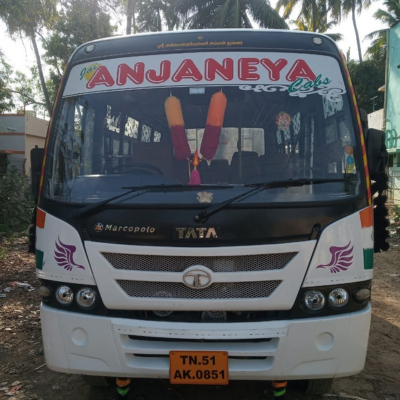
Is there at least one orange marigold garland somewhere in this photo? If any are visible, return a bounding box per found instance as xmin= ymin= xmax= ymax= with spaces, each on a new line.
xmin=200 ymin=91 xmax=227 ymax=160
xmin=164 ymin=96 xmax=191 ymax=161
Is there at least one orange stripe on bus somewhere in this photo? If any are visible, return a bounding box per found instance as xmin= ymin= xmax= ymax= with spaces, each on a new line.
xmin=36 ymin=208 xmax=46 ymax=228
xmin=360 ymin=206 xmax=373 ymax=228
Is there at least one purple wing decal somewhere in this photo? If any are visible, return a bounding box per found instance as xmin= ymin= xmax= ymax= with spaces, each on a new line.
xmin=316 ymin=242 xmax=353 ymax=274
xmin=54 ymin=237 xmax=85 ymax=271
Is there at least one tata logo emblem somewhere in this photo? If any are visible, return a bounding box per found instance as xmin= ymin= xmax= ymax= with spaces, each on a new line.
xmin=175 ymin=227 xmax=218 ymax=239
xmin=182 ymin=266 xmax=212 ymax=289
xmin=94 ymin=223 xmax=103 ymax=232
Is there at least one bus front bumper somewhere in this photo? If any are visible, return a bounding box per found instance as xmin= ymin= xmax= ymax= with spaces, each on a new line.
xmin=41 ymin=303 xmax=371 ymax=380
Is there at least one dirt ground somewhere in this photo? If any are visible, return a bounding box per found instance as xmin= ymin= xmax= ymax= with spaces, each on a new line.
xmin=0 ymin=237 xmax=399 ymax=400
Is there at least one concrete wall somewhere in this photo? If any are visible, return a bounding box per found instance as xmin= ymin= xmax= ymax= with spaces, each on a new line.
xmin=0 ymin=113 xmax=48 ymax=174
xmin=368 ymin=109 xmax=385 ymax=131
xmin=0 ymin=114 xmax=25 ymax=133
xmin=25 ymin=114 xmax=48 ymax=139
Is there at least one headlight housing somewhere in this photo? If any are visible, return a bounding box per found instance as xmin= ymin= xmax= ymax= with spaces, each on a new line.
xmin=76 ymin=288 xmax=97 ymax=309
xmin=304 ymin=290 xmax=326 ymax=311
xmin=294 ymin=280 xmax=371 ymax=317
xmin=55 ymin=285 xmax=74 ymax=306
xmin=328 ymin=288 xmax=349 ymax=307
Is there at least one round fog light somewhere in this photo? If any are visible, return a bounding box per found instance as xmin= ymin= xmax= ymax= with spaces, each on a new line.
xmin=76 ymin=288 xmax=96 ymax=308
xmin=354 ymin=288 xmax=371 ymax=301
xmin=329 ymin=288 xmax=349 ymax=307
xmin=55 ymin=286 xmax=73 ymax=305
xmin=304 ymin=290 xmax=325 ymax=311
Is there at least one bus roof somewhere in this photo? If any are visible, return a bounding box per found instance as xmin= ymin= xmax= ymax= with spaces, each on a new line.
xmin=69 ymin=29 xmax=340 ymax=66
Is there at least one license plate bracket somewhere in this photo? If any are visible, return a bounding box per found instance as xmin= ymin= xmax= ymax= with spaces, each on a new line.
xmin=169 ymin=351 xmax=229 ymax=385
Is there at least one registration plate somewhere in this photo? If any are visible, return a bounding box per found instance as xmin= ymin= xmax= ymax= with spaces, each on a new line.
xmin=169 ymin=351 xmax=229 ymax=385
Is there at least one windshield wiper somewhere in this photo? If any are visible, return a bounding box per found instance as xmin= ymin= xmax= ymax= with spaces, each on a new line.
xmin=70 ymin=184 xmax=183 ymax=218
xmin=70 ymin=183 xmax=234 ymax=219
xmin=194 ymin=178 xmax=346 ymax=222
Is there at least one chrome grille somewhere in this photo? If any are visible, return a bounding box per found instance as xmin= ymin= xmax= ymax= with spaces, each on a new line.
xmin=103 ymin=253 xmax=297 ymax=273
xmin=116 ymin=280 xmax=281 ymax=299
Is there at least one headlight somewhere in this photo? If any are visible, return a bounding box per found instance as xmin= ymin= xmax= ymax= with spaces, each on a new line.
xmin=304 ymin=290 xmax=325 ymax=311
xmin=329 ymin=288 xmax=349 ymax=307
xmin=55 ymin=286 xmax=73 ymax=305
xmin=76 ymin=288 xmax=97 ymax=308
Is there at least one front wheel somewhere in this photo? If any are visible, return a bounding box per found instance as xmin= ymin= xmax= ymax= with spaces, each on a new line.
xmin=305 ymin=378 xmax=334 ymax=395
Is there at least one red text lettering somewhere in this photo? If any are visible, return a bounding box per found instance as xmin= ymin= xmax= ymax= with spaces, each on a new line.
xmin=238 ymin=58 xmax=260 ymax=81
xmin=286 ymin=59 xmax=316 ymax=82
xmin=205 ymin=58 xmax=234 ymax=81
xmin=146 ymin=60 xmax=171 ymax=84
xmin=86 ymin=66 xmax=115 ymax=89
xmin=116 ymin=63 xmax=145 ymax=85
xmin=260 ymin=58 xmax=288 ymax=81
xmin=172 ymin=59 xmax=203 ymax=82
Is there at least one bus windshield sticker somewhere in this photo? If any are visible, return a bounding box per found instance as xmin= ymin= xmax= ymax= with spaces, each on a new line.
xmin=276 ymin=112 xmax=291 ymax=130
xmin=63 ymin=52 xmax=346 ymax=100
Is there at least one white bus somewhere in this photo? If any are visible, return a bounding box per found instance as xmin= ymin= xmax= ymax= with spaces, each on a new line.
xmin=32 ymin=29 xmax=388 ymax=397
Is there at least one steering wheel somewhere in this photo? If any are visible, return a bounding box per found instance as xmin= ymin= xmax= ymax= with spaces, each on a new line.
xmin=111 ymin=162 xmax=164 ymax=176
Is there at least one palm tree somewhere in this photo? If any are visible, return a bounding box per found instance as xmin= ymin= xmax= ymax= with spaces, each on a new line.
xmin=276 ymin=0 xmax=342 ymax=34
xmin=342 ymin=0 xmax=371 ymax=62
xmin=177 ymin=0 xmax=288 ymax=29
xmin=288 ymin=0 xmax=342 ymax=39
xmin=0 ymin=0 xmax=58 ymax=115
xmin=284 ymin=0 xmax=343 ymax=41
xmin=365 ymin=0 xmax=400 ymax=61
xmin=136 ymin=0 xmax=182 ymax=32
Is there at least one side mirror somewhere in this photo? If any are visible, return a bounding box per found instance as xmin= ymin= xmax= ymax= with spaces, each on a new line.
xmin=366 ymin=128 xmax=387 ymax=180
xmin=31 ymin=146 xmax=45 ymax=201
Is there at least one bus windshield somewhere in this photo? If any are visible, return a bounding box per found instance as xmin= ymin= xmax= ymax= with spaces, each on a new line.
xmin=44 ymin=51 xmax=362 ymax=205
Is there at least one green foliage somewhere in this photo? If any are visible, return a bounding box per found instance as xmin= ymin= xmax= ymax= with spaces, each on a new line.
xmin=0 ymin=0 xmax=58 ymax=37
xmin=0 ymin=55 xmax=14 ymax=113
xmin=136 ymin=0 xmax=182 ymax=32
xmin=42 ymin=0 xmax=117 ymax=94
xmin=393 ymin=205 xmax=400 ymax=223
xmin=178 ymin=0 xmax=288 ymax=29
xmin=288 ymin=0 xmax=342 ymax=40
xmin=276 ymin=0 xmax=341 ymax=32
xmin=0 ymin=0 xmax=59 ymax=114
xmin=0 ymin=166 xmax=34 ymax=236
xmin=365 ymin=0 xmax=400 ymax=61
xmin=348 ymin=59 xmax=385 ymax=113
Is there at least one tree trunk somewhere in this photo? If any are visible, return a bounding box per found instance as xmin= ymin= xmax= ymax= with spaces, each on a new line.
xmin=30 ymin=31 xmax=52 ymax=115
xmin=132 ymin=0 xmax=136 ymax=34
xmin=126 ymin=0 xmax=133 ymax=34
xmin=312 ymin=0 xmax=317 ymax=32
xmin=91 ymin=0 xmax=98 ymax=38
xmin=157 ymin=8 xmax=162 ymax=31
xmin=352 ymin=2 xmax=363 ymax=62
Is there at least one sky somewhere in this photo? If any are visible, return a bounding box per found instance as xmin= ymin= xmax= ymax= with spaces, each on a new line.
xmin=0 ymin=0 xmax=388 ymax=108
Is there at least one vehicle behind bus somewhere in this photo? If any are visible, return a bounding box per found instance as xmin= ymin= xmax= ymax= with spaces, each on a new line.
xmin=32 ymin=30 xmax=388 ymax=396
